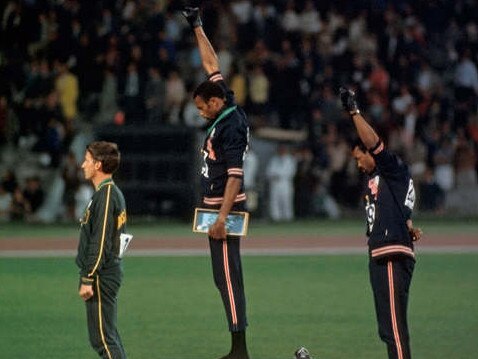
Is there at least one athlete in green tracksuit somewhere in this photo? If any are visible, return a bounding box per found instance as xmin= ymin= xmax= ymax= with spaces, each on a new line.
xmin=76 ymin=141 xmax=128 ymax=359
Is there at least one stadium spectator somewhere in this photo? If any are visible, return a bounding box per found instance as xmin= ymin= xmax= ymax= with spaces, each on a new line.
xmin=281 ymin=0 xmax=299 ymax=35
xmin=10 ymin=187 xmax=30 ymax=221
xmin=1 ymin=169 xmax=18 ymax=194
xmin=266 ymin=144 xmax=297 ymax=221
xmin=0 ymin=183 xmax=12 ymax=222
xmin=294 ymin=146 xmax=315 ymax=218
xmin=22 ymin=176 xmax=45 ymax=215
xmin=418 ymin=167 xmax=445 ymax=212
xmin=433 ymin=133 xmax=455 ymax=192
xmin=144 ymin=66 xmax=166 ymax=123
xmin=299 ymin=0 xmax=321 ymax=35
xmin=62 ymin=151 xmax=81 ymax=221
xmin=120 ymin=62 xmax=145 ymax=123
xmin=454 ymin=131 xmax=478 ymax=188
xmin=243 ymin=148 xmax=259 ymax=213
xmin=454 ymin=47 xmax=478 ymax=106
xmin=217 ymin=39 xmax=233 ymax=80
xmin=247 ymin=64 xmax=270 ymax=117
xmin=230 ymin=0 xmax=254 ymax=51
xmin=54 ymin=60 xmax=79 ymax=131
xmin=1 ymin=0 xmax=478 ymax=218
xmin=229 ymin=62 xmax=247 ymax=107
xmin=182 ymin=86 xmax=204 ymax=128
xmin=96 ymin=66 xmax=119 ymax=124
xmin=0 ymin=96 xmax=17 ymax=146
xmin=164 ymin=69 xmax=186 ymax=125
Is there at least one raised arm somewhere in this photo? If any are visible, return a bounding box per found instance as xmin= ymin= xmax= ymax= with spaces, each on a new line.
xmin=339 ymin=87 xmax=380 ymax=149
xmin=182 ymin=7 xmax=220 ymax=75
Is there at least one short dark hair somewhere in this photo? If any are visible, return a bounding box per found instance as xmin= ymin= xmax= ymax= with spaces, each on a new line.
xmin=351 ymin=139 xmax=368 ymax=153
xmin=86 ymin=141 xmax=120 ymax=174
xmin=193 ymin=80 xmax=225 ymax=102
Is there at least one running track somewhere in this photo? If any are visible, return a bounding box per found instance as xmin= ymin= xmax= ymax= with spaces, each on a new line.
xmin=1 ymin=234 xmax=477 ymax=257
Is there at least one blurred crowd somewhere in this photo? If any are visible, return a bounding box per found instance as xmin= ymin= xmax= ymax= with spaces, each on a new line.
xmin=0 ymin=170 xmax=45 ymax=222
xmin=1 ymin=0 xmax=478 ymax=221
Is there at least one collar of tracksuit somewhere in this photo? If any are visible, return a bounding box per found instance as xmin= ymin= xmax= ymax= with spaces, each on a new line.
xmin=96 ymin=178 xmax=114 ymax=191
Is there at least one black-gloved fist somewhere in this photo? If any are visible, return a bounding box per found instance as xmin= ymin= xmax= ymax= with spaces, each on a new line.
xmin=339 ymin=87 xmax=359 ymax=114
xmin=295 ymin=347 xmax=311 ymax=359
xmin=182 ymin=7 xmax=202 ymax=28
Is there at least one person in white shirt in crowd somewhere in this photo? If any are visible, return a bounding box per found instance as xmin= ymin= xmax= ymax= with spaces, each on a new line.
xmin=182 ymin=90 xmax=204 ymax=128
xmin=454 ymin=47 xmax=478 ymax=99
xmin=266 ymin=143 xmax=297 ymax=221
xmin=433 ymin=131 xmax=455 ymax=192
xmin=0 ymin=183 xmax=12 ymax=222
xmin=281 ymin=0 xmax=300 ymax=34
xmin=243 ymin=148 xmax=259 ymax=213
xmin=165 ymin=69 xmax=186 ymax=125
xmin=299 ymin=0 xmax=321 ymax=34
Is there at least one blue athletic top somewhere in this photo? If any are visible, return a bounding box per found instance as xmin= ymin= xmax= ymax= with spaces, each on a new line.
xmin=200 ymin=72 xmax=249 ymax=208
xmin=364 ymin=141 xmax=416 ymax=260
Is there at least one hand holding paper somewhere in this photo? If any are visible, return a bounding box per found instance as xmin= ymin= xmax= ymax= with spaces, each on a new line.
xmin=119 ymin=233 xmax=133 ymax=258
xmin=192 ymin=208 xmax=249 ymax=237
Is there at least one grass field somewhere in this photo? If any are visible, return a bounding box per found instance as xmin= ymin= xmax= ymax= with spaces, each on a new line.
xmin=1 ymin=253 xmax=477 ymax=358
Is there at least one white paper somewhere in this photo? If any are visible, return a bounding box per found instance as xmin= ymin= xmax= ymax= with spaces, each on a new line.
xmin=119 ymin=233 xmax=133 ymax=258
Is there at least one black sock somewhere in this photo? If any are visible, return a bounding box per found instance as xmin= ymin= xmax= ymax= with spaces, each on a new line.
xmin=219 ymin=331 xmax=250 ymax=359
xmin=229 ymin=330 xmax=249 ymax=359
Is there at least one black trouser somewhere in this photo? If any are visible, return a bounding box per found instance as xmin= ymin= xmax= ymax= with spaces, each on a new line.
xmin=86 ymin=270 xmax=126 ymax=359
xmin=369 ymin=256 xmax=415 ymax=359
xmin=206 ymin=202 xmax=248 ymax=332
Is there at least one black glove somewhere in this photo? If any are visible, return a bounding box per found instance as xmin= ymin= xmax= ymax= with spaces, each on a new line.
xmin=182 ymin=7 xmax=202 ymax=28
xmin=295 ymin=347 xmax=311 ymax=359
xmin=339 ymin=87 xmax=359 ymax=114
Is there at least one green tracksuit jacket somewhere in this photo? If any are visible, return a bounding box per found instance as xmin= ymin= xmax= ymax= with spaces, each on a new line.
xmin=76 ymin=179 xmax=127 ymax=284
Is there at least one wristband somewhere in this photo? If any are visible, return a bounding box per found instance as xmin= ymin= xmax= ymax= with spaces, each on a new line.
xmin=350 ymin=109 xmax=360 ymax=116
xmin=81 ymin=276 xmax=94 ymax=285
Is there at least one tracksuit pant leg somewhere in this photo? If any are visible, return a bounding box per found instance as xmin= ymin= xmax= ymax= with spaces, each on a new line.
xmin=86 ymin=273 xmax=127 ymax=359
xmin=369 ymin=256 xmax=415 ymax=359
xmin=209 ymin=235 xmax=248 ymax=332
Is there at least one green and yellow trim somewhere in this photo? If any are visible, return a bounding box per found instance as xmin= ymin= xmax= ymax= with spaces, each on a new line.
xmin=96 ymin=278 xmax=112 ymax=359
xmin=88 ymin=184 xmax=112 ymax=277
xmin=97 ymin=178 xmax=114 ymax=191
